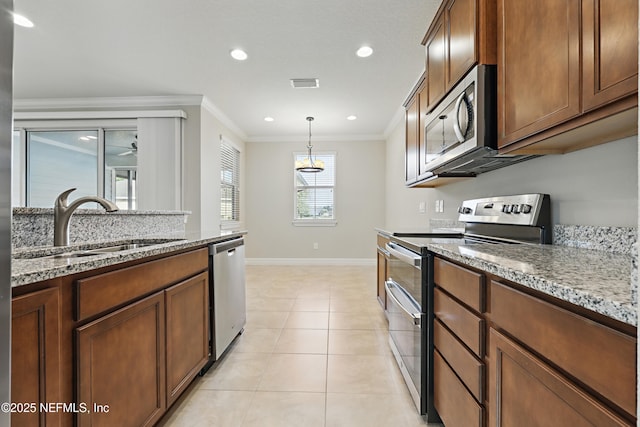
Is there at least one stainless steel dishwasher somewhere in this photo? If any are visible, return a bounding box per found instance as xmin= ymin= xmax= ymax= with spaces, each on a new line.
xmin=208 ymin=237 xmax=246 ymax=362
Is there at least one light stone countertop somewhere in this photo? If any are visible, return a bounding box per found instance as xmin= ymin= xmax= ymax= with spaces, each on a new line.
xmin=414 ymin=240 xmax=636 ymax=326
xmin=11 ymin=230 xmax=245 ymax=288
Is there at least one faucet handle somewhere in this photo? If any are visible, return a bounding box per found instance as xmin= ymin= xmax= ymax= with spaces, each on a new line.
xmin=55 ymin=188 xmax=77 ymax=207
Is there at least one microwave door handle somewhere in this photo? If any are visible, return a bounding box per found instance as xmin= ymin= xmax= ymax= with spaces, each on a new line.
xmin=453 ymin=92 xmax=468 ymax=143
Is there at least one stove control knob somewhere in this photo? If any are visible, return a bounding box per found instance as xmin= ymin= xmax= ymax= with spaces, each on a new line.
xmin=502 ymin=204 xmax=512 ymax=213
xmin=459 ymin=207 xmax=472 ymax=214
xmin=521 ymin=204 xmax=532 ymax=214
xmin=512 ymin=204 xmax=521 ymax=214
xmin=457 ymin=206 xmax=464 ymax=214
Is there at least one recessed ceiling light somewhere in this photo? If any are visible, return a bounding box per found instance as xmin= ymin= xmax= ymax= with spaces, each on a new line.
xmin=356 ymin=46 xmax=373 ymax=58
xmin=13 ymin=13 xmax=34 ymax=28
xmin=347 ymin=115 xmax=357 ymax=121
xmin=230 ymin=49 xmax=248 ymax=61
xmin=264 ymin=117 xmax=274 ymax=122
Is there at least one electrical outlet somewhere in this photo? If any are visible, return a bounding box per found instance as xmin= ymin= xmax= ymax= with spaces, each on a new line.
xmin=434 ymin=200 xmax=440 ymax=212
xmin=439 ymin=199 xmax=444 ymax=212
xmin=419 ymin=202 xmax=426 ymax=213
xmin=313 ymin=242 xmax=319 ymax=250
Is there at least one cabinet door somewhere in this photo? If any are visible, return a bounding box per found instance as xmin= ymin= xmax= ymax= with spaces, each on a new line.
xmin=12 ymin=288 xmax=61 ymax=427
xmin=446 ymin=0 xmax=477 ymax=89
xmin=488 ymin=328 xmax=631 ymax=426
xmin=376 ymin=248 xmax=387 ymax=309
xmin=425 ymin=14 xmax=447 ymax=111
xmin=405 ymin=95 xmax=419 ymax=183
xmin=582 ymin=0 xmax=638 ymax=112
xmin=76 ymin=292 xmax=166 ymax=427
xmin=497 ymin=0 xmax=581 ymax=148
xmin=165 ymin=272 xmax=210 ymax=406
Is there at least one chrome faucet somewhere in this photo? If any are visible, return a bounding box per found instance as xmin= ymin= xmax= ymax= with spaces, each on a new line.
xmin=53 ymin=188 xmax=119 ymax=246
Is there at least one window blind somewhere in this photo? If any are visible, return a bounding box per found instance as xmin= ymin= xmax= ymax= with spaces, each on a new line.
xmin=294 ymin=153 xmax=335 ymax=220
xmin=221 ymin=140 xmax=240 ymax=222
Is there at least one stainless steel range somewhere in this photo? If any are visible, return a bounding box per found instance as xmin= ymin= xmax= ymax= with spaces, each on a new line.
xmin=384 ymin=194 xmax=550 ymax=422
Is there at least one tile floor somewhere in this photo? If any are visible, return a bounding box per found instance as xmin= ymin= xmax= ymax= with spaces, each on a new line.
xmin=158 ymin=265 xmax=440 ymax=427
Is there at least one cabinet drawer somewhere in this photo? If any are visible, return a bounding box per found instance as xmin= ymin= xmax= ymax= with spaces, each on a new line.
xmin=76 ymin=248 xmax=208 ymax=321
xmin=434 ymin=350 xmax=484 ymax=427
xmin=490 ymin=280 xmax=636 ymax=417
xmin=434 ymin=257 xmax=484 ymax=312
xmin=434 ymin=287 xmax=484 ymax=357
xmin=434 ymin=319 xmax=484 ymax=402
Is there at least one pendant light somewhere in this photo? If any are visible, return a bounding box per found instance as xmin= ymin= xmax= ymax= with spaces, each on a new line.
xmin=295 ymin=117 xmax=325 ymax=173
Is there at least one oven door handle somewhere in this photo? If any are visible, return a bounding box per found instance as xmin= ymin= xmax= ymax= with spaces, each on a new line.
xmin=385 ymin=242 xmax=421 ymax=268
xmin=385 ymin=280 xmax=422 ymax=327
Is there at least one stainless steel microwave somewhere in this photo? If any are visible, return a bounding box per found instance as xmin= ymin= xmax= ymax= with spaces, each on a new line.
xmin=421 ymin=64 xmax=521 ymax=176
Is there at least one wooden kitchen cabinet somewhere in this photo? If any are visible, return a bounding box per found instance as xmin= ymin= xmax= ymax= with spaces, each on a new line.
xmin=488 ymin=328 xmax=630 ymax=427
xmin=497 ymin=0 xmax=638 ymax=153
xmin=424 ymin=14 xmax=447 ymax=111
xmin=422 ymin=0 xmax=496 ymax=113
xmin=11 ymin=287 xmax=61 ymax=427
xmin=72 ymin=247 xmax=209 ymax=427
xmin=433 ymin=258 xmax=486 ymax=427
xmin=376 ymin=234 xmax=390 ymax=309
xmin=76 ymin=292 xmax=166 ymax=427
xmin=405 ymin=89 xmax=420 ymax=184
xmin=582 ymin=0 xmax=638 ymax=112
xmin=432 ymin=255 xmax=637 ymax=426
xmin=165 ymin=272 xmax=209 ymax=406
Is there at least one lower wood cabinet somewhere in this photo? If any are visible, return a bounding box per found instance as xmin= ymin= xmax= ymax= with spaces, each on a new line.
xmin=76 ymin=292 xmax=166 ymax=427
xmin=165 ymin=272 xmax=209 ymax=406
xmin=432 ymin=255 xmax=637 ymax=426
xmin=11 ymin=287 xmax=61 ymax=427
xmin=75 ymin=271 xmax=210 ymax=427
xmin=376 ymin=234 xmax=390 ymax=310
xmin=488 ymin=328 xmax=630 ymax=427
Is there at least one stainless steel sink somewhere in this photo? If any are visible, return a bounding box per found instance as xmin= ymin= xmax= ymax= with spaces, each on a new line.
xmin=84 ymin=243 xmax=156 ymax=254
xmin=13 ymin=239 xmax=186 ymax=260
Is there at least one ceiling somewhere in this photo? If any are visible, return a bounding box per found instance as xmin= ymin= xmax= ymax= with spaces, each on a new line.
xmin=12 ymin=0 xmax=442 ymax=141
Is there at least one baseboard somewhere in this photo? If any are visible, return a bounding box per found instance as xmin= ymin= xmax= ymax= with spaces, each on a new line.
xmin=246 ymin=258 xmax=376 ymax=266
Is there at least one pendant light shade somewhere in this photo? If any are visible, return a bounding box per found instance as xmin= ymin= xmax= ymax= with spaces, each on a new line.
xmin=295 ymin=117 xmax=324 ymax=173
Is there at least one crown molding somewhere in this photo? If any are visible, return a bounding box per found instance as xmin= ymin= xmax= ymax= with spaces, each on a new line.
xmin=13 ymin=95 xmax=204 ymax=110
xmin=200 ymin=97 xmax=248 ymax=141
xmin=246 ymin=133 xmax=385 ymax=143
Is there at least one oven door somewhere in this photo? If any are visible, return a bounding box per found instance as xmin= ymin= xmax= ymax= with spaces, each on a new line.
xmin=385 ymin=280 xmax=423 ymax=412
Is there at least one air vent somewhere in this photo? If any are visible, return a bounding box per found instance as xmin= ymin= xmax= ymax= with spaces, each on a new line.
xmin=290 ymin=78 xmax=319 ymax=89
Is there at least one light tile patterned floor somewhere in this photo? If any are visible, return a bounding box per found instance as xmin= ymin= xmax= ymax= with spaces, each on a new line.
xmin=158 ymin=265 xmax=439 ymax=427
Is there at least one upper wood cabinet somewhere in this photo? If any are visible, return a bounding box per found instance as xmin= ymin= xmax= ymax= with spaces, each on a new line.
xmin=422 ymin=0 xmax=496 ymax=113
xmin=497 ymin=0 xmax=638 ymax=152
xmin=405 ymin=91 xmax=420 ymax=184
xmin=582 ymin=0 xmax=638 ymax=112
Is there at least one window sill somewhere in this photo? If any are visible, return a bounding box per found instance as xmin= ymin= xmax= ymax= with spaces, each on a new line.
xmin=292 ymin=220 xmax=337 ymax=227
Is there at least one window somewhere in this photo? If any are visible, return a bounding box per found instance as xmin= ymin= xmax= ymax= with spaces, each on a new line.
xmin=293 ymin=152 xmax=336 ymax=225
xmin=27 ymin=130 xmax=99 ymax=207
xmin=23 ymin=128 xmax=137 ymax=208
xmin=220 ymin=139 xmax=240 ymax=223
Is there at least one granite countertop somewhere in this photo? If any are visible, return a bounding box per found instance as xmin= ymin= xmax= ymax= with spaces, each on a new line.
xmin=415 ymin=240 xmax=636 ymax=326
xmin=11 ymin=230 xmax=246 ymax=288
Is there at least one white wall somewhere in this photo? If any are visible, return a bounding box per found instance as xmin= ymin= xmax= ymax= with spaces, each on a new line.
xmin=245 ymin=139 xmax=385 ymax=262
xmin=182 ymin=104 xmax=246 ymax=234
xmin=385 ymin=118 xmax=638 ymax=228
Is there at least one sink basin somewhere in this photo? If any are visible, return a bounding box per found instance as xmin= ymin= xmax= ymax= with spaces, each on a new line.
xmin=84 ymin=243 xmax=156 ymax=254
xmin=13 ymin=238 xmax=186 ymax=260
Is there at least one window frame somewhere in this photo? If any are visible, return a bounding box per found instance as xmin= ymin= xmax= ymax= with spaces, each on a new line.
xmin=292 ymin=151 xmax=337 ymax=227
xmin=220 ymin=137 xmax=241 ymax=229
